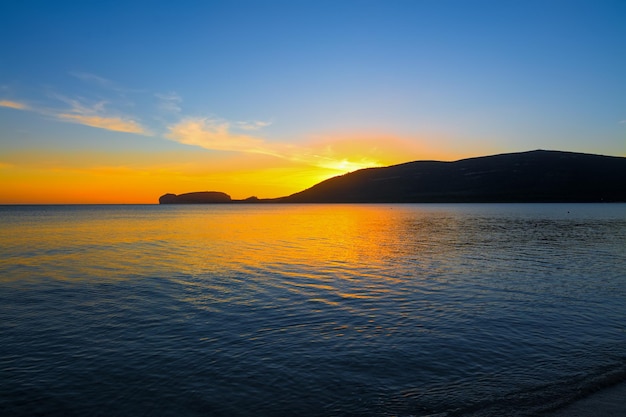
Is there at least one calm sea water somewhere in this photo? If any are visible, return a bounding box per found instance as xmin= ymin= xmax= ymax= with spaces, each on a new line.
xmin=1 ymin=204 xmax=625 ymax=417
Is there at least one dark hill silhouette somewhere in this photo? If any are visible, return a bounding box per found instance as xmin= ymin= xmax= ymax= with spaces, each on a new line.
xmin=159 ymin=191 xmax=231 ymax=204
xmin=277 ymin=150 xmax=626 ymax=203
xmin=158 ymin=151 xmax=626 ymax=204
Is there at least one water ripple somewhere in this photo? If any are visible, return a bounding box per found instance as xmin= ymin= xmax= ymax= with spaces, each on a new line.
xmin=1 ymin=204 xmax=625 ymax=416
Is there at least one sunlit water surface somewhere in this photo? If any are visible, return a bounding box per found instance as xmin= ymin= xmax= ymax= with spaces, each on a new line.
xmin=1 ymin=204 xmax=625 ymax=416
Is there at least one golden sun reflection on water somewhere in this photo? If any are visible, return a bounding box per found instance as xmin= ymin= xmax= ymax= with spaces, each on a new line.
xmin=149 ymin=204 xmax=452 ymax=313
xmin=1 ymin=204 xmax=460 ymax=308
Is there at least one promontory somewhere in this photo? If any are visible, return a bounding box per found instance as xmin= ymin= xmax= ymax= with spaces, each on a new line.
xmin=159 ymin=150 xmax=626 ymax=204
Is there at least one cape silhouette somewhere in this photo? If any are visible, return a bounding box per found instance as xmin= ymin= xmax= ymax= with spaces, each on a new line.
xmin=159 ymin=150 xmax=626 ymax=204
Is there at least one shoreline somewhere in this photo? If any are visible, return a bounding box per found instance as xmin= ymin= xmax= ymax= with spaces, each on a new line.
xmin=542 ymin=381 xmax=626 ymax=416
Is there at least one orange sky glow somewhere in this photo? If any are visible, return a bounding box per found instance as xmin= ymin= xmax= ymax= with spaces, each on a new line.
xmin=2 ymin=2 xmax=624 ymax=204
xmin=0 ymin=135 xmax=472 ymax=204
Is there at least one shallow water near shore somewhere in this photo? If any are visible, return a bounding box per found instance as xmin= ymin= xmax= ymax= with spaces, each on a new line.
xmin=1 ymin=203 xmax=625 ymax=416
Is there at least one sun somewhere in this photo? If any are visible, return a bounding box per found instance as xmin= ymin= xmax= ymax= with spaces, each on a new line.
xmin=314 ymin=157 xmax=383 ymax=175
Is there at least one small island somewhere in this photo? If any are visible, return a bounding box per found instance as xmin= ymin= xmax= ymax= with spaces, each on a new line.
xmin=159 ymin=191 xmax=232 ymax=204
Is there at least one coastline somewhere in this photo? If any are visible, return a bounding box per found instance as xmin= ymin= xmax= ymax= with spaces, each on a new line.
xmin=543 ymin=381 xmax=626 ymax=417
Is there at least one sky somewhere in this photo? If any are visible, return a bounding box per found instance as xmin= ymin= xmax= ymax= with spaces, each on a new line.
xmin=1 ymin=0 xmax=625 ymax=203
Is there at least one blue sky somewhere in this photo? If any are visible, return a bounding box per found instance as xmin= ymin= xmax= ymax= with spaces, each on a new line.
xmin=1 ymin=0 xmax=625 ymax=202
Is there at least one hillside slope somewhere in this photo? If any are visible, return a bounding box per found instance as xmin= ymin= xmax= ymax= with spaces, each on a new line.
xmin=279 ymin=150 xmax=626 ymax=203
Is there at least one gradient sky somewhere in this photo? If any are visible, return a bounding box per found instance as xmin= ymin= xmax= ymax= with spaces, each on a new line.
xmin=1 ymin=0 xmax=625 ymax=203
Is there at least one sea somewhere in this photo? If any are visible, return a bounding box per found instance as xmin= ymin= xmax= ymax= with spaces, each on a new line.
xmin=1 ymin=203 xmax=625 ymax=417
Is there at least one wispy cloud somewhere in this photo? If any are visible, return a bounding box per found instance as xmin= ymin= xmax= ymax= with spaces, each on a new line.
xmin=167 ymin=118 xmax=267 ymax=153
xmin=166 ymin=117 xmax=386 ymax=172
xmin=69 ymin=71 xmax=145 ymax=93
xmin=0 ymin=91 xmax=149 ymax=135
xmin=3 ymin=80 xmax=410 ymax=172
xmin=0 ymin=100 xmax=29 ymax=110
xmin=155 ymin=92 xmax=182 ymax=114
xmin=236 ymin=120 xmax=272 ymax=131
xmin=56 ymin=113 xmax=146 ymax=134
xmin=70 ymin=71 xmax=115 ymax=88
xmin=49 ymin=95 xmax=149 ymax=134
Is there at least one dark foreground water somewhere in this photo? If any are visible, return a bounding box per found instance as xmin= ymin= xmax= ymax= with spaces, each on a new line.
xmin=1 ymin=204 xmax=625 ymax=417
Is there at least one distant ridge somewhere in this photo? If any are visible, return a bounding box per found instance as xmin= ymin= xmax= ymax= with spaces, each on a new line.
xmin=277 ymin=150 xmax=626 ymax=203
xmin=159 ymin=150 xmax=626 ymax=204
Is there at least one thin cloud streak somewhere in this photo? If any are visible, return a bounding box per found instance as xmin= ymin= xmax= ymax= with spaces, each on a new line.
xmin=166 ymin=117 xmax=386 ymax=172
xmin=167 ymin=118 xmax=268 ymax=153
xmin=155 ymin=92 xmax=182 ymax=114
xmin=0 ymin=100 xmax=29 ymax=110
xmin=69 ymin=71 xmax=115 ymax=87
xmin=56 ymin=113 xmax=146 ymax=134
xmin=69 ymin=71 xmax=145 ymax=94
xmin=236 ymin=120 xmax=272 ymax=131
xmin=52 ymin=96 xmax=149 ymax=134
xmin=0 ymin=92 xmax=150 ymax=135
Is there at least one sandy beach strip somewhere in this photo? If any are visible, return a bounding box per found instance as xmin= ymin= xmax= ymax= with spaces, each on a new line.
xmin=543 ymin=381 xmax=626 ymax=417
